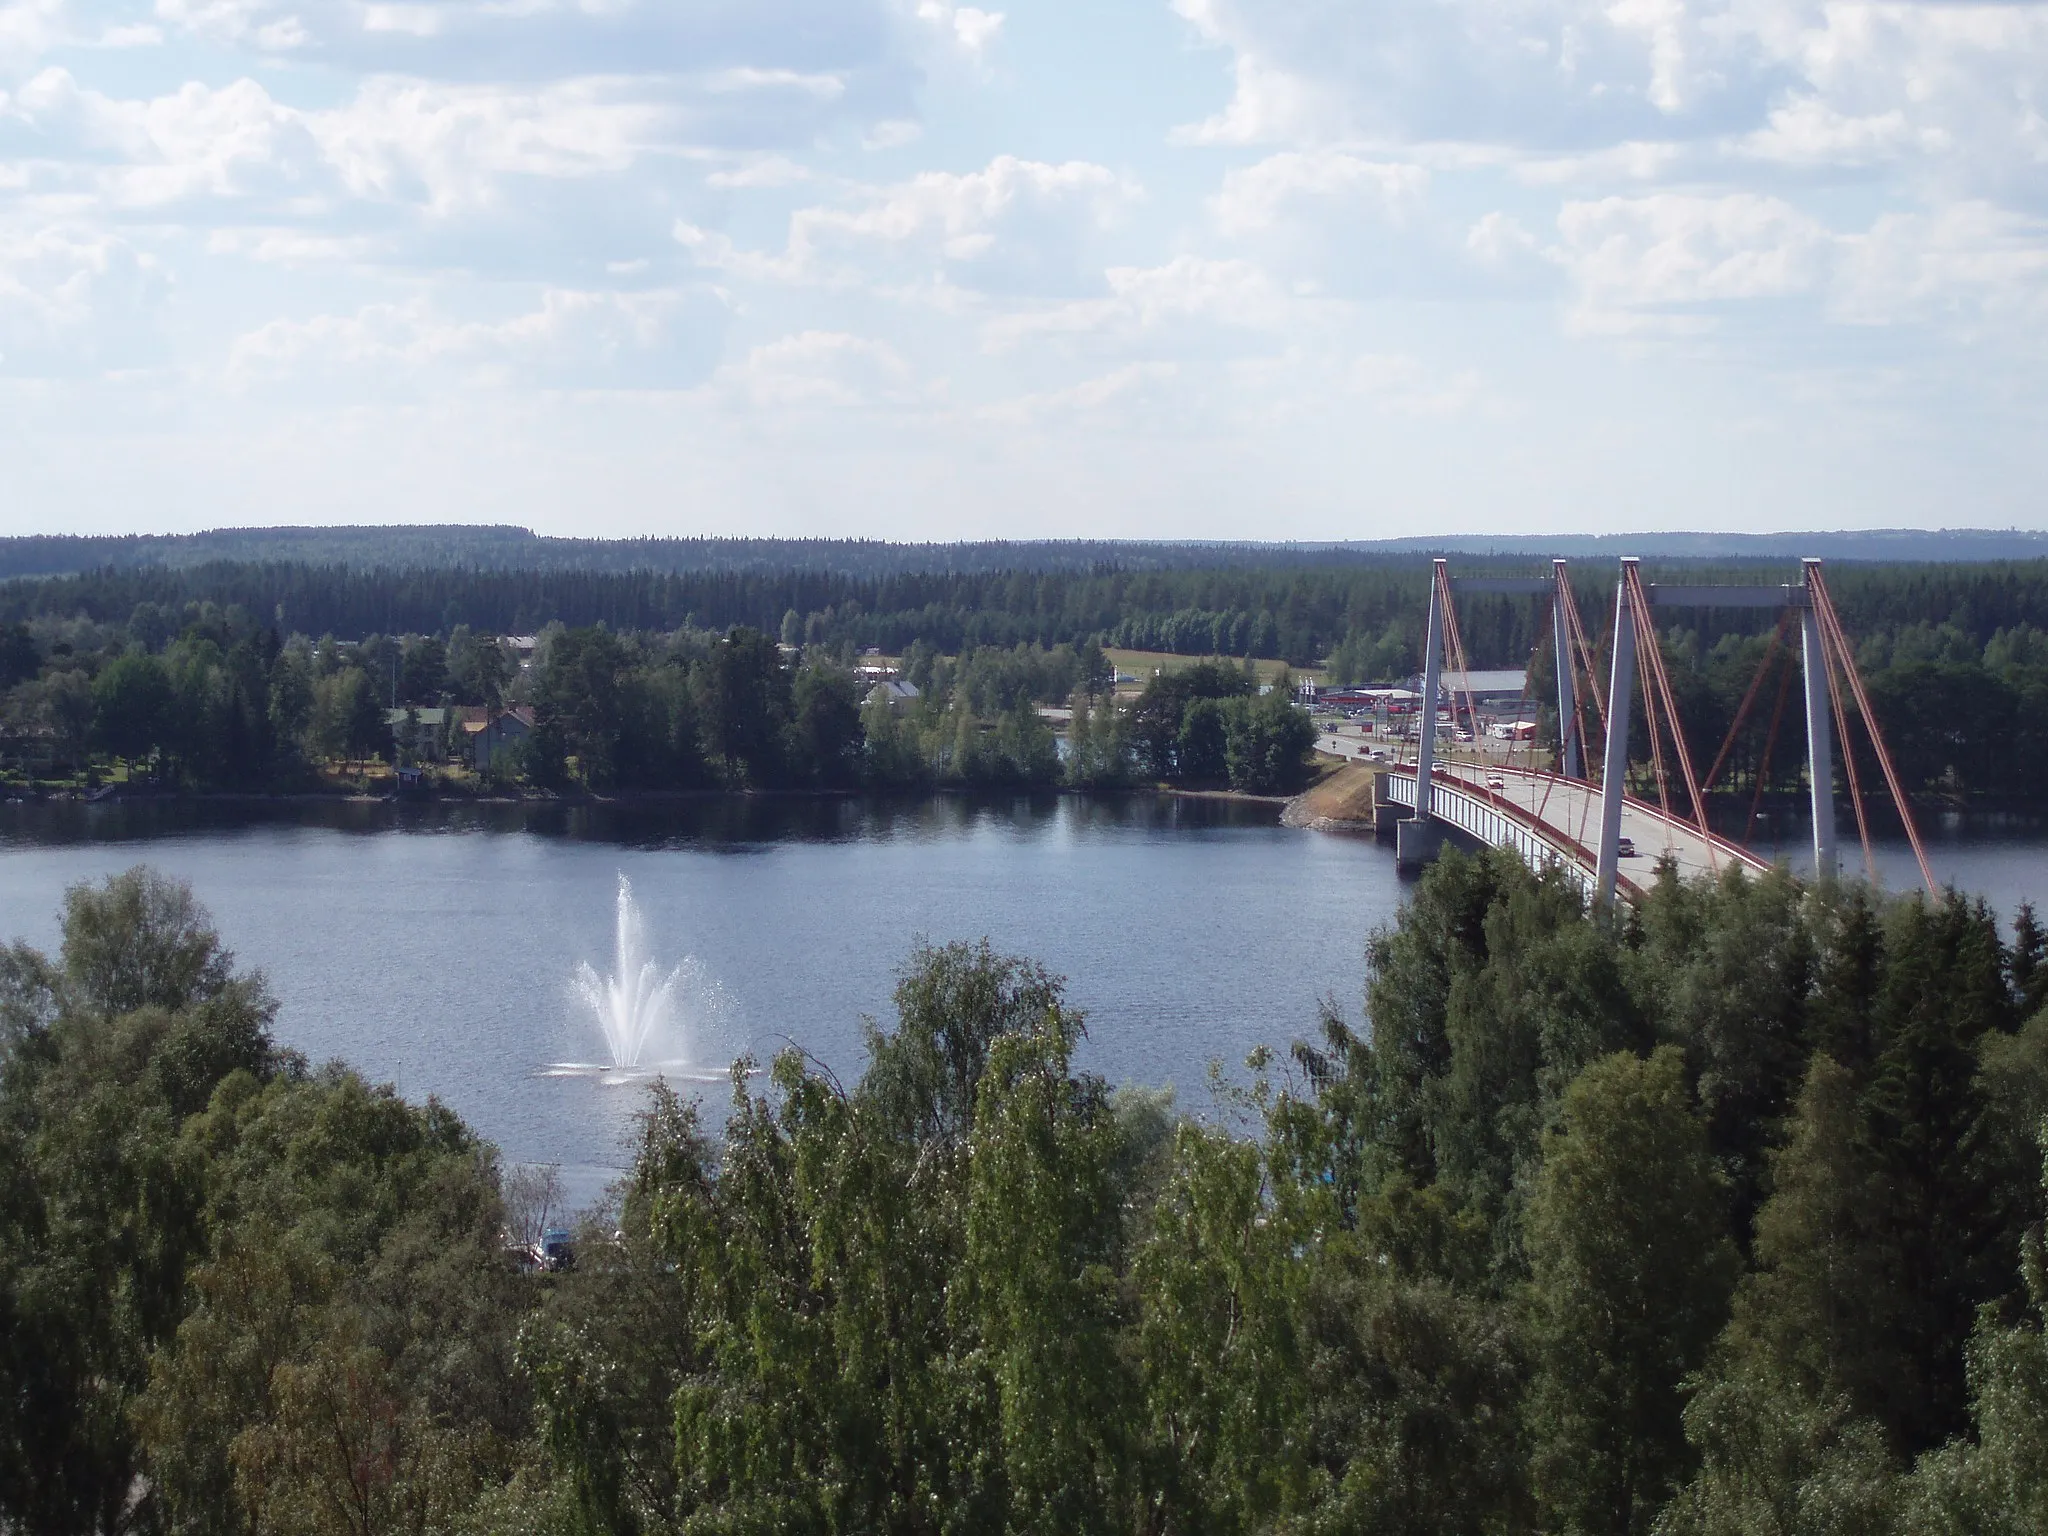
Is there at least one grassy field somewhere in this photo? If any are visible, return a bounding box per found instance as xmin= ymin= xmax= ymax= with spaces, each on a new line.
xmin=1107 ymin=649 xmax=1325 ymax=691
xmin=856 ymin=648 xmax=1326 ymax=694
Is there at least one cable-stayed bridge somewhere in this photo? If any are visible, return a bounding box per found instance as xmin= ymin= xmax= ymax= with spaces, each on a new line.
xmin=1337 ymin=556 xmax=1932 ymax=907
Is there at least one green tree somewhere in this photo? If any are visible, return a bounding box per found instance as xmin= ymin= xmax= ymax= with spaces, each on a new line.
xmin=965 ymin=1004 xmax=1134 ymax=1532
xmin=1904 ymin=1144 xmax=2048 ymax=1533
xmin=1525 ymin=1047 xmax=1740 ymax=1535
xmin=1134 ymin=1123 xmax=1308 ymax=1532
xmin=0 ymin=869 xmax=276 ymax=1535
xmin=1177 ymin=697 xmax=1229 ymax=783
xmin=696 ymin=627 xmax=791 ymax=787
xmin=530 ymin=627 xmax=627 ymax=789
xmin=789 ymin=660 xmax=864 ymax=788
xmin=1221 ymin=688 xmax=1316 ymax=794
xmin=1127 ymin=662 xmax=1252 ymax=780
xmin=92 ymin=649 xmax=174 ymax=766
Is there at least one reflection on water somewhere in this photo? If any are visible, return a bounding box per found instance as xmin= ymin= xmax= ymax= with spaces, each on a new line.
xmin=0 ymin=790 xmax=1284 ymax=850
xmin=0 ymin=793 xmax=2038 ymax=1209
xmin=0 ymin=793 xmax=1399 ymax=1207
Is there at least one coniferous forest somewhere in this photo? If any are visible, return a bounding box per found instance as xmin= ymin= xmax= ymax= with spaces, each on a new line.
xmin=5 ymin=857 xmax=2048 ymax=1534
xmin=3 ymin=546 xmax=2048 ymax=802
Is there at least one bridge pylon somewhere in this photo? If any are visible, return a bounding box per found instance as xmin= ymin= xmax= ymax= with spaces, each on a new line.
xmin=1399 ymin=559 xmax=1572 ymax=867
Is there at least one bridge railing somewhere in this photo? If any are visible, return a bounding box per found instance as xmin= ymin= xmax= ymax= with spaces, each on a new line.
xmin=1378 ymin=770 xmax=1610 ymax=899
xmin=1445 ymin=764 xmax=1770 ymax=877
xmin=1379 ymin=764 xmax=1770 ymax=898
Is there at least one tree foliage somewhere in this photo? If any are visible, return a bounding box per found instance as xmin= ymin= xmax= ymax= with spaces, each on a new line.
xmin=5 ymin=855 xmax=2048 ymax=1534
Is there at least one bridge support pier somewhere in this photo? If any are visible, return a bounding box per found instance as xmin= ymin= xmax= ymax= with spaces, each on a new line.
xmin=1396 ymin=816 xmax=1448 ymax=867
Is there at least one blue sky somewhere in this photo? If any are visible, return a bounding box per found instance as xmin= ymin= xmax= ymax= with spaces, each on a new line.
xmin=2 ymin=0 xmax=2044 ymax=538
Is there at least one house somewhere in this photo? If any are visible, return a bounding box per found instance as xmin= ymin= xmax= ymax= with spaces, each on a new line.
xmin=866 ymin=681 xmax=921 ymax=715
xmin=384 ymin=707 xmax=448 ymax=759
xmin=463 ymin=706 xmax=535 ymax=771
xmin=1410 ymin=669 xmax=1528 ymax=702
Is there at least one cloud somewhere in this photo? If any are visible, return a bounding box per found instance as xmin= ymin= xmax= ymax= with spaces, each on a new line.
xmin=0 ymin=224 xmax=167 ymax=374
xmin=978 ymin=361 xmax=1179 ymax=426
xmin=702 ymin=328 xmax=914 ymax=407
xmin=1833 ymin=202 xmax=2048 ymax=333
xmin=680 ymin=154 xmax=1136 ymax=295
xmin=983 ymin=254 xmax=1299 ymax=352
xmin=916 ymin=0 xmax=1003 ymax=59
xmin=225 ymin=286 xmax=721 ymax=388
xmin=1549 ymin=191 xmax=2048 ymax=340
xmin=1554 ymin=192 xmax=1829 ymax=332
xmin=147 ymin=0 xmax=912 ymax=95
xmin=1210 ymin=150 xmax=1426 ymax=236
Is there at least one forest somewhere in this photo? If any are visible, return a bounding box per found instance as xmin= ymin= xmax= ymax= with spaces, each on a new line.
xmin=0 ymin=612 xmax=1315 ymax=799
xmin=2 ymin=550 xmax=2047 ymax=801
xmin=4 ymin=857 xmax=2048 ymax=1534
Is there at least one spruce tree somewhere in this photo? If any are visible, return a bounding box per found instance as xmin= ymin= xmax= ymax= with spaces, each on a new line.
xmin=1526 ymin=1047 xmax=1740 ymax=1535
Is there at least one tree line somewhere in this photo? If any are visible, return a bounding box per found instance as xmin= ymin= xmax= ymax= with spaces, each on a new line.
xmin=0 ymin=605 xmax=1318 ymax=798
xmin=6 ymin=556 xmax=2048 ymax=800
xmin=9 ymin=556 xmax=2048 ymax=673
xmin=6 ymin=857 xmax=2048 ymax=1533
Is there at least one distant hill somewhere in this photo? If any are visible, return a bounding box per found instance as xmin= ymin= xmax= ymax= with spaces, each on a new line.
xmin=1 ymin=525 xmax=2043 ymax=579
xmin=1359 ymin=530 xmax=2048 ymax=563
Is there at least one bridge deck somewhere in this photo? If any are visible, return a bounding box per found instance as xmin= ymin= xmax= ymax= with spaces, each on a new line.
xmin=1342 ymin=750 xmax=1770 ymax=899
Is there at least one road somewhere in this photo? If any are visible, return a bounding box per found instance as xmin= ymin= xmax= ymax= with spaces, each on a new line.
xmin=1318 ymin=728 xmax=1771 ymax=895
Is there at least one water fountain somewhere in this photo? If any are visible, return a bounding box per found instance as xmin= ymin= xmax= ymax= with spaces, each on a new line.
xmin=543 ymin=875 xmax=728 ymax=1083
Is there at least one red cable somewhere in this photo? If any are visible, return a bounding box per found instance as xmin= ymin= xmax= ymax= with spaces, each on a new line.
xmin=1744 ymin=656 xmax=1795 ymax=848
xmin=1818 ymin=600 xmax=1878 ymax=882
xmin=1627 ymin=567 xmax=1718 ymax=869
xmin=1632 ymin=588 xmax=1672 ymax=818
xmin=1560 ymin=577 xmax=1607 ymax=736
xmin=1809 ymin=570 xmax=1937 ymax=894
xmin=1703 ymin=613 xmax=1789 ymax=794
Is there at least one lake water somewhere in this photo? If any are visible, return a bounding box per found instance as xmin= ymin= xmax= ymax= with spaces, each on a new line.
xmin=1 ymin=796 xmax=2040 ymax=1204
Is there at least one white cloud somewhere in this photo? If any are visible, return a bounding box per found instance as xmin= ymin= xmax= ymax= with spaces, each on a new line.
xmin=916 ymin=0 xmax=1004 ymax=59
xmin=1554 ymin=192 xmax=1829 ymax=331
xmin=706 ymin=154 xmax=811 ymax=190
xmin=984 ymin=254 xmax=1298 ymax=351
xmin=1467 ymin=210 xmax=1539 ymax=267
xmin=978 ymin=361 xmax=1179 ymax=426
xmin=225 ymin=287 xmax=714 ymax=388
xmin=863 ymin=118 xmax=921 ymax=150
xmin=680 ymin=154 xmax=1136 ymax=295
xmin=1168 ymin=52 xmax=1346 ymax=147
xmin=1833 ymin=202 xmax=2048 ymax=332
xmin=1211 ymin=150 xmax=1426 ymax=236
xmin=703 ymin=328 xmax=913 ymax=407
xmin=0 ymin=224 xmax=166 ymax=373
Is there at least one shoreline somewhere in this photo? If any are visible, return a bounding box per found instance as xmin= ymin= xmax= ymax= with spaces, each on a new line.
xmin=1 ymin=782 xmax=1304 ymax=812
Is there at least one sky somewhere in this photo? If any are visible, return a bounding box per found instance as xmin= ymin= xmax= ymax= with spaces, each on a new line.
xmin=1 ymin=0 xmax=2045 ymax=540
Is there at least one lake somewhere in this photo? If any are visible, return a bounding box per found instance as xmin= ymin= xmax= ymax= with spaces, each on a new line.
xmin=1 ymin=795 xmax=2040 ymax=1204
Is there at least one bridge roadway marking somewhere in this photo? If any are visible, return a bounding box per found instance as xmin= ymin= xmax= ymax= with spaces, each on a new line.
xmin=1317 ymin=737 xmax=1769 ymax=899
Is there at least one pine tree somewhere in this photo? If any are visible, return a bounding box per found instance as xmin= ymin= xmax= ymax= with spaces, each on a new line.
xmin=2013 ymin=902 xmax=2047 ymax=1021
